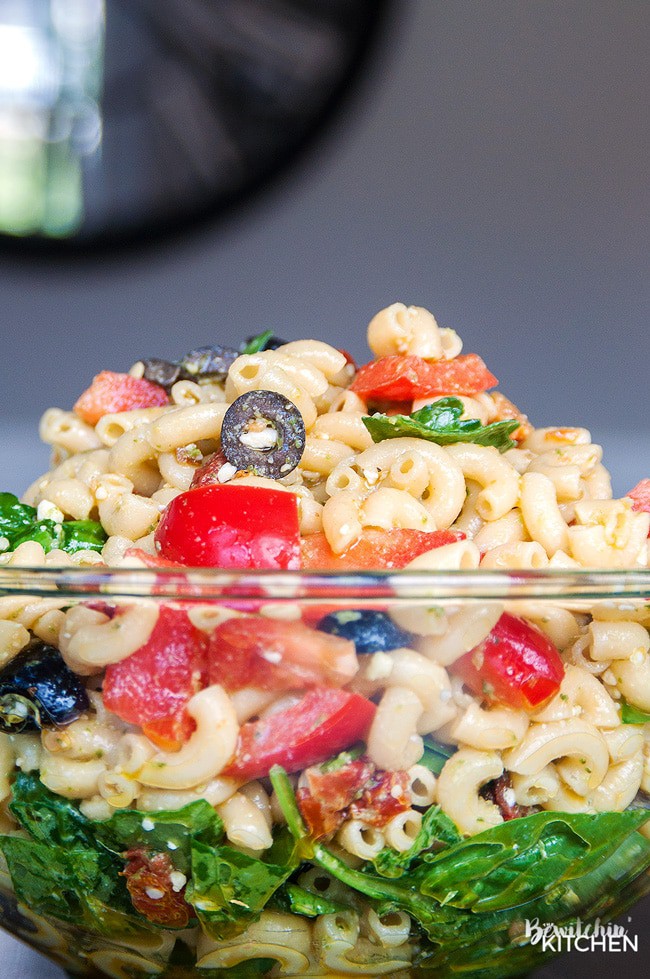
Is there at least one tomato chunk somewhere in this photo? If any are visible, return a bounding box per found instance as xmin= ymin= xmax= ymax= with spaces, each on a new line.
xmin=452 ymin=613 xmax=564 ymax=710
xmin=223 ymin=689 xmax=376 ymax=779
xmin=154 ymin=485 xmax=301 ymax=569
xmin=74 ymin=371 xmax=168 ymax=425
xmin=103 ymin=605 xmax=208 ymax=748
xmin=123 ymin=849 xmax=193 ymax=928
xmin=301 ymin=528 xmax=464 ymax=571
xmin=209 ymin=617 xmax=358 ymax=691
xmin=350 ymin=353 xmax=497 ymax=402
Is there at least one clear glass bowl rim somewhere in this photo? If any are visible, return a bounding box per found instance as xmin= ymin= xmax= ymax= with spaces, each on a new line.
xmin=0 ymin=565 xmax=649 ymax=604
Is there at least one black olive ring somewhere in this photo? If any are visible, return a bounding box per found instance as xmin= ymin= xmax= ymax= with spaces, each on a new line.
xmin=220 ymin=390 xmax=306 ymax=479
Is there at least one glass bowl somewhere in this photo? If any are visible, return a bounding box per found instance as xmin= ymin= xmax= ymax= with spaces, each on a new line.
xmin=0 ymin=566 xmax=648 ymax=979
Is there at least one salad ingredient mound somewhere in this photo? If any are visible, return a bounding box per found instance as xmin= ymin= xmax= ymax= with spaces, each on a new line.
xmin=0 ymin=302 xmax=648 ymax=978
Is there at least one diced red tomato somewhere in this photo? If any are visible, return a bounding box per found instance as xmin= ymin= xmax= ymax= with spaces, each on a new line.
xmin=350 ymin=353 xmax=498 ymax=402
xmin=627 ymin=480 xmax=650 ymax=534
xmin=123 ymin=849 xmax=193 ymax=928
xmin=208 ymin=617 xmax=358 ymax=691
xmin=154 ymin=485 xmax=301 ymax=570
xmin=74 ymin=371 xmax=168 ymax=425
xmin=222 ymin=689 xmax=376 ymax=779
xmin=300 ymin=528 xmax=464 ymax=571
xmin=103 ymin=606 xmax=208 ymax=749
xmin=451 ymin=612 xmax=564 ymax=710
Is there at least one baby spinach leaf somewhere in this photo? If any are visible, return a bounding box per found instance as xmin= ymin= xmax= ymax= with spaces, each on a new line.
xmin=188 ymin=828 xmax=302 ymax=940
xmin=276 ymin=882 xmax=349 ymax=917
xmin=363 ymin=397 xmax=519 ymax=452
xmin=373 ymin=805 xmax=461 ymax=878
xmin=9 ymin=770 xmax=101 ymax=849
xmin=416 ymin=809 xmax=650 ymax=911
xmin=0 ymin=491 xmax=106 ymax=554
xmin=95 ymin=799 xmax=224 ymax=875
xmin=419 ymin=737 xmax=457 ymax=775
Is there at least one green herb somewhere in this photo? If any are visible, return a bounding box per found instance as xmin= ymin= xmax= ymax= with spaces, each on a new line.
xmin=620 ymin=700 xmax=650 ymax=724
xmin=0 ymin=492 xmax=106 ymax=555
xmin=187 ymin=828 xmax=302 ymax=940
xmin=419 ymin=736 xmax=457 ymax=775
xmin=241 ymin=330 xmax=275 ymax=355
xmin=363 ymin=397 xmax=519 ymax=452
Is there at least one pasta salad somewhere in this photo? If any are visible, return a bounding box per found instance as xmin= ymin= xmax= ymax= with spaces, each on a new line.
xmin=0 ymin=303 xmax=648 ymax=978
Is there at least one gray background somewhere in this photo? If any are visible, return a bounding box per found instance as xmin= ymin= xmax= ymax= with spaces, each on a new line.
xmin=0 ymin=1 xmax=648 ymax=976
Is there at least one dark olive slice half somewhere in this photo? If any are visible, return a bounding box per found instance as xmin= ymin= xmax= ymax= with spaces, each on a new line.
xmin=220 ymin=390 xmax=306 ymax=479
xmin=0 ymin=642 xmax=90 ymax=732
xmin=140 ymin=358 xmax=188 ymax=391
xmin=179 ymin=345 xmax=239 ymax=381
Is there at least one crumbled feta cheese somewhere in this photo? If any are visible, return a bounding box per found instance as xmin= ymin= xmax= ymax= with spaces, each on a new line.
xmin=630 ymin=649 xmax=646 ymax=666
xmin=261 ymin=649 xmax=283 ymax=664
xmin=363 ymin=469 xmax=379 ymax=486
xmin=217 ymin=462 xmax=237 ymax=483
xmin=170 ymin=871 xmax=187 ymax=892
xmin=503 ymin=788 xmax=516 ymax=808
xmin=95 ymin=486 xmax=108 ymax=501
xmin=167 ymin=841 xmax=178 ymax=850
xmin=37 ymin=500 xmax=65 ymax=523
xmin=439 ymin=688 xmax=452 ymax=703
xmin=0 ymin=537 xmax=9 ymax=552
xmin=239 ymin=428 xmax=278 ymax=450
xmin=145 ymin=887 xmax=165 ymax=900
xmin=141 ymin=817 xmax=155 ymax=831
xmin=366 ymin=651 xmax=394 ymax=681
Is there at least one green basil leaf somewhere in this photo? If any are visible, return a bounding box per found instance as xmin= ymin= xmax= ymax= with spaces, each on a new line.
xmin=621 ymin=700 xmax=650 ymax=724
xmin=363 ymin=396 xmax=519 ymax=452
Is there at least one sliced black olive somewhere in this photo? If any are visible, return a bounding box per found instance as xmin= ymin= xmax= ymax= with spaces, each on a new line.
xmin=316 ymin=610 xmax=414 ymax=655
xmin=140 ymin=358 xmax=188 ymax=392
xmin=220 ymin=390 xmax=306 ymax=479
xmin=179 ymin=345 xmax=239 ymax=381
xmin=0 ymin=641 xmax=89 ymax=732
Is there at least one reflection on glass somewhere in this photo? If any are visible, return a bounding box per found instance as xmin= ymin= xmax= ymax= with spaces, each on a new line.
xmin=0 ymin=0 xmax=104 ymax=238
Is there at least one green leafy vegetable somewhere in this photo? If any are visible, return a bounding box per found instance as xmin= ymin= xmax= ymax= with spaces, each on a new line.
xmin=95 ymin=799 xmax=224 ymax=876
xmin=621 ymin=700 xmax=650 ymax=724
xmin=363 ymin=397 xmax=519 ymax=452
xmin=0 ymin=492 xmax=106 ymax=555
xmin=373 ymin=805 xmax=461 ymax=878
xmin=188 ymin=829 xmax=302 ymax=940
xmin=241 ymin=330 xmax=275 ymax=355
xmin=419 ymin=736 xmax=457 ymax=775
xmin=276 ymin=882 xmax=349 ymax=917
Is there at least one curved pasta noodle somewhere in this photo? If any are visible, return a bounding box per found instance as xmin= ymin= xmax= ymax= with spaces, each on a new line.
xmin=138 ymin=685 xmax=238 ymax=790
xmin=436 ymin=748 xmax=504 ymax=835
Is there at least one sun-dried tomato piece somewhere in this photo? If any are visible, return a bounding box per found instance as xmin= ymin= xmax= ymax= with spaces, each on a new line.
xmin=122 ymin=849 xmax=193 ymax=928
